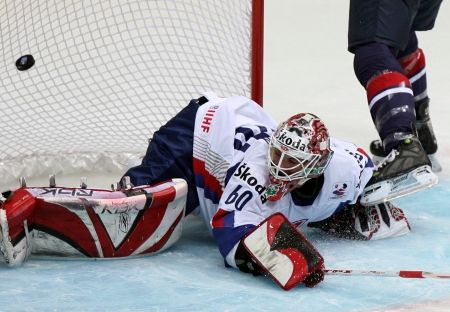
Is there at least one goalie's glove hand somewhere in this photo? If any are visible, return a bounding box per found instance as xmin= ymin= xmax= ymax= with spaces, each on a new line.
xmin=235 ymin=242 xmax=263 ymax=276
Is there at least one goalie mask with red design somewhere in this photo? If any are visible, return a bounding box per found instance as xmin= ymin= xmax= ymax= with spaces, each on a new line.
xmin=266 ymin=113 xmax=333 ymax=201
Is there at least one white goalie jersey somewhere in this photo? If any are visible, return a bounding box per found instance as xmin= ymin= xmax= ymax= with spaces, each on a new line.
xmin=191 ymin=94 xmax=374 ymax=267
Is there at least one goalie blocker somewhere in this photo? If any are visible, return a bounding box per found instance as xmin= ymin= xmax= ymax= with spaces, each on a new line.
xmin=0 ymin=179 xmax=187 ymax=266
xmin=235 ymin=213 xmax=325 ymax=290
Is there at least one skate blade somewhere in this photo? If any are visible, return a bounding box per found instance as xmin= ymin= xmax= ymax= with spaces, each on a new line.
xmin=428 ymin=153 xmax=442 ymax=173
xmin=360 ymin=165 xmax=438 ymax=205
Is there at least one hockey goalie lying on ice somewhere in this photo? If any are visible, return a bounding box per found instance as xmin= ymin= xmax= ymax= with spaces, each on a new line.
xmin=1 ymin=93 xmax=429 ymax=290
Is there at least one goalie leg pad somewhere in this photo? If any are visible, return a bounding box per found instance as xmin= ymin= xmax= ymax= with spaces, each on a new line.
xmin=241 ymin=213 xmax=324 ymax=290
xmin=30 ymin=178 xmax=188 ymax=258
xmin=1 ymin=179 xmax=187 ymax=265
xmin=0 ymin=188 xmax=36 ymax=266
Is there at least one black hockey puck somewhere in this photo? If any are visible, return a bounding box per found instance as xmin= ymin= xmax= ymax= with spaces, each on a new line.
xmin=15 ymin=54 xmax=35 ymax=71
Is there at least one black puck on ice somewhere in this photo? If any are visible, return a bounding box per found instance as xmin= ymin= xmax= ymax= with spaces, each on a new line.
xmin=15 ymin=54 xmax=35 ymax=71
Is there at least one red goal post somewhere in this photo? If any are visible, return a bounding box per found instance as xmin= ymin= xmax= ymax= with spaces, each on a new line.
xmin=0 ymin=0 xmax=264 ymax=190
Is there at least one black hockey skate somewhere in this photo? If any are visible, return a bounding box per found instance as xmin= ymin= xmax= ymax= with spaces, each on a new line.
xmin=370 ymin=98 xmax=441 ymax=172
xmin=361 ymin=137 xmax=438 ymax=205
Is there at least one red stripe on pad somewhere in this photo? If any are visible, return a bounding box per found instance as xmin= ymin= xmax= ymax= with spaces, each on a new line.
xmin=399 ymin=48 xmax=425 ymax=78
xmin=143 ymin=210 xmax=184 ymax=254
xmin=35 ymin=199 xmax=100 ymax=257
xmin=366 ymin=71 xmax=411 ymax=103
xmin=111 ymin=187 xmax=176 ymax=257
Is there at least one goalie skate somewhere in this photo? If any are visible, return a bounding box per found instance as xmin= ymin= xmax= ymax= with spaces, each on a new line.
xmin=360 ymin=165 xmax=438 ymax=205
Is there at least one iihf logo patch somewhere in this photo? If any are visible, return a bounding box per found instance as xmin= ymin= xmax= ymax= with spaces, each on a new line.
xmin=331 ymin=182 xmax=348 ymax=198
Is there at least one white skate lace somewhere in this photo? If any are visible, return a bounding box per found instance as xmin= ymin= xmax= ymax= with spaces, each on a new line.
xmin=375 ymin=149 xmax=399 ymax=171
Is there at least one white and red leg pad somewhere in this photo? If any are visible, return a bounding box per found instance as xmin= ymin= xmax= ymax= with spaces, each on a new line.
xmin=0 ymin=188 xmax=36 ymax=266
xmin=1 ymin=178 xmax=187 ymax=265
xmin=241 ymin=213 xmax=324 ymax=290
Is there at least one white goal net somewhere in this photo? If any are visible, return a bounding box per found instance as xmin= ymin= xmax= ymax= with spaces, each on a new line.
xmin=0 ymin=0 xmax=263 ymax=190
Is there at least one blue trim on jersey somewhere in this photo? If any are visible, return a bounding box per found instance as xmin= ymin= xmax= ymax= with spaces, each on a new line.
xmin=234 ymin=138 xmax=250 ymax=152
xmin=213 ymin=223 xmax=256 ymax=258
xmin=366 ymin=157 xmax=374 ymax=168
xmin=225 ymin=161 xmax=241 ymax=186
xmin=234 ymin=126 xmax=271 ymax=152
xmin=194 ymin=174 xmax=220 ymax=204
xmin=257 ymin=125 xmax=269 ymax=133
xmin=236 ymin=127 xmax=256 ymax=141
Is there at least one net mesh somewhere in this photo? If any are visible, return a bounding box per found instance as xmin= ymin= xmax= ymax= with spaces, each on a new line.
xmin=0 ymin=0 xmax=259 ymax=189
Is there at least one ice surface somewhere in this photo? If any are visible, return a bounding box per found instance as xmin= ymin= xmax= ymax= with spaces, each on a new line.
xmin=1 ymin=183 xmax=450 ymax=311
xmin=1 ymin=1 xmax=450 ymax=311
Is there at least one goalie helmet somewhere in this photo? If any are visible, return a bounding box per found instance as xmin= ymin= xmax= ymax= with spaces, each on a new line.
xmin=266 ymin=113 xmax=333 ymax=201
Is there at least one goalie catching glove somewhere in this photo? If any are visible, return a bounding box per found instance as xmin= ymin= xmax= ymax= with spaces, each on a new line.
xmin=308 ymin=201 xmax=410 ymax=240
xmin=235 ymin=213 xmax=324 ymax=290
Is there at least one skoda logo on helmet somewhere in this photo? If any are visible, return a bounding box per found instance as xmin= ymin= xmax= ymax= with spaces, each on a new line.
xmin=275 ymin=128 xmax=307 ymax=151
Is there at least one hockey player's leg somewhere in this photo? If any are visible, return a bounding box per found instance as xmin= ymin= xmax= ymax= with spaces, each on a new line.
xmin=308 ymin=201 xmax=410 ymax=241
xmin=370 ymin=41 xmax=441 ymax=172
xmin=0 ymin=189 xmax=36 ymax=266
xmin=236 ymin=213 xmax=324 ymax=290
xmin=370 ymin=99 xmax=440 ymax=171
xmin=352 ymin=42 xmax=438 ymax=205
xmin=369 ymin=100 xmax=440 ymax=173
xmin=121 ymin=97 xmax=201 ymax=215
